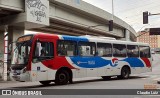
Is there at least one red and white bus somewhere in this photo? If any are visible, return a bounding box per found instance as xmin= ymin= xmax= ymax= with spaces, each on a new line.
xmin=10 ymin=33 xmax=152 ymax=85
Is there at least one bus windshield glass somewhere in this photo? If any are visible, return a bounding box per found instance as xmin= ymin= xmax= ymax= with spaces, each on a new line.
xmin=11 ymin=36 xmax=32 ymax=65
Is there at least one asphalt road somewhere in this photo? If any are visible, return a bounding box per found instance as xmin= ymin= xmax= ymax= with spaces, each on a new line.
xmin=0 ymin=54 xmax=160 ymax=98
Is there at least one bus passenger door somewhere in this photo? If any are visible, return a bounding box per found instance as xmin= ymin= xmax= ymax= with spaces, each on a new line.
xmin=72 ymin=56 xmax=97 ymax=77
xmin=78 ymin=42 xmax=97 ymax=77
xmin=32 ymin=39 xmax=54 ymax=81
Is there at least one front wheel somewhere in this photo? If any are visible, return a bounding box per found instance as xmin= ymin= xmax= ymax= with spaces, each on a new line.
xmin=39 ymin=81 xmax=51 ymax=85
xmin=118 ymin=67 xmax=130 ymax=79
xmin=55 ymin=70 xmax=69 ymax=85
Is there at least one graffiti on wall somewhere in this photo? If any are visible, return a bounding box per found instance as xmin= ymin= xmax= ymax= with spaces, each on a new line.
xmin=26 ymin=0 xmax=48 ymax=22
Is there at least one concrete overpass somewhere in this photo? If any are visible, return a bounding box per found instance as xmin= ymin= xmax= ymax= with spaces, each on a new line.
xmin=0 ymin=0 xmax=137 ymax=38
xmin=0 ymin=0 xmax=137 ymax=80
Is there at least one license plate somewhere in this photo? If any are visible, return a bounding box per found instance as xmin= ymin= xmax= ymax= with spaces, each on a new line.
xmin=12 ymin=75 xmax=20 ymax=80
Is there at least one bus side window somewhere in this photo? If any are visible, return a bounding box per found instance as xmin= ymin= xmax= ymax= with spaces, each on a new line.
xmin=97 ymin=43 xmax=112 ymax=57
xmin=78 ymin=42 xmax=96 ymax=56
xmin=33 ymin=41 xmax=54 ymax=62
xmin=113 ymin=44 xmax=127 ymax=57
xmin=139 ymin=46 xmax=151 ymax=58
xmin=57 ymin=40 xmax=77 ymax=56
xmin=127 ymin=45 xmax=139 ymax=57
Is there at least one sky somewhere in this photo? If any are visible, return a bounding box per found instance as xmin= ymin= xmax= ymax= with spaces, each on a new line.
xmin=83 ymin=0 xmax=160 ymax=32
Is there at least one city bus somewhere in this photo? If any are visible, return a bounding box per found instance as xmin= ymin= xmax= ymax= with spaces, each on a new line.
xmin=10 ymin=33 xmax=152 ymax=85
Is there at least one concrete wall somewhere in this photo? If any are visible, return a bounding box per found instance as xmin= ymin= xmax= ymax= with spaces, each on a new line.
xmin=50 ymin=0 xmax=136 ymax=38
xmin=50 ymin=3 xmax=124 ymax=37
xmin=0 ymin=0 xmax=23 ymax=11
xmin=8 ymin=27 xmax=25 ymax=43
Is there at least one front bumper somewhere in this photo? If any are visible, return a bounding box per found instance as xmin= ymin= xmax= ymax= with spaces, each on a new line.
xmin=10 ymin=71 xmax=30 ymax=82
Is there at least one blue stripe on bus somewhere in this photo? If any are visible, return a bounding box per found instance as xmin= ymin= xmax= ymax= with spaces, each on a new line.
xmin=123 ymin=58 xmax=144 ymax=67
xmin=70 ymin=57 xmax=112 ymax=68
xmin=70 ymin=57 xmax=145 ymax=68
xmin=62 ymin=35 xmax=89 ymax=42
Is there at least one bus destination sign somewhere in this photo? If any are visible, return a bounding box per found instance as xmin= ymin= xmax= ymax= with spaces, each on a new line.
xmin=17 ymin=36 xmax=32 ymax=42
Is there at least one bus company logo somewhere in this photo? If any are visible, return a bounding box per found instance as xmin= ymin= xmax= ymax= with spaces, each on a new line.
xmin=2 ymin=90 xmax=11 ymax=95
xmin=111 ymin=58 xmax=118 ymax=67
xmin=77 ymin=61 xmax=87 ymax=65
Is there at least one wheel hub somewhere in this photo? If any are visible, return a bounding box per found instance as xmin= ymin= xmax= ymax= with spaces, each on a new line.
xmin=123 ymin=70 xmax=128 ymax=78
xmin=59 ymin=73 xmax=66 ymax=81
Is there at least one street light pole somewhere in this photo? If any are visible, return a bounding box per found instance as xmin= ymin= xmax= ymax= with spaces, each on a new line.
xmin=112 ymin=0 xmax=114 ymax=20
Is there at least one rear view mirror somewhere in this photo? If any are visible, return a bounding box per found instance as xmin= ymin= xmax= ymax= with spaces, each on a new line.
xmin=34 ymin=41 xmax=41 ymax=57
xmin=8 ymin=43 xmax=12 ymax=53
xmin=8 ymin=42 xmax=16 ymax=53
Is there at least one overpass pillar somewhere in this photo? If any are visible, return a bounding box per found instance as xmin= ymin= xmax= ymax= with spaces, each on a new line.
xmin=118 ymin=29 xmax=131 ymax=41
xmin=0 ymin=31 xmax=4 ymax=80
xmin=8 ymin=27 xmax=25 ymax=45
xmin=125 ymin=29 xmax=130 ymax=41
xmin=4 ymin=26 xmax=25 ymax=81
xmin=8 ymin=26 xmax=25 ymax=64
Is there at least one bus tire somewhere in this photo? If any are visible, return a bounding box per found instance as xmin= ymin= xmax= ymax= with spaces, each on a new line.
xmin=39 ymin=81 xmax=51 ymax=85
xmin=55 ymin=70 xmax=69 ymax=85
xmin=102 ymin=76 xmax=111 ymax=80
xmin=118 ymin=66 xmax=130 ymax=79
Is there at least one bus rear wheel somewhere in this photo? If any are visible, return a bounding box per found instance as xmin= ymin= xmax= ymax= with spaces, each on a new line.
xmin=118 ymin=67 xmax=130 ymax=79
xmin=39 ymin=81 xmax=51 ymax=85
xmin=55 ymin=70 xmax=69 ymax=85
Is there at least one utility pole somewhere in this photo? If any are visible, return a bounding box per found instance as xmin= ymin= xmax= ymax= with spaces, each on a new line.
xmin=112 ymin=0 xmax=114 ymax=20
xmin=108 ymin=0 xmax=114 ymax=31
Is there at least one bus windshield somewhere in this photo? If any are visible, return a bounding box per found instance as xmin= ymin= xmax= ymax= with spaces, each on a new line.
xmin=11 ymin=36 xmax=33 ymax=65
xmin=12 ymin=41 xmax=32 ymax=65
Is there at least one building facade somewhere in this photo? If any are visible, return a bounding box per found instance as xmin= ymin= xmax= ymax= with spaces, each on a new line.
xmin=137 ymin=31 xmax=160 ymax=49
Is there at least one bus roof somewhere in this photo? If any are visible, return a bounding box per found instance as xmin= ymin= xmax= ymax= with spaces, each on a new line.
xmin=30 ymin=33 xmax=150 ymax=46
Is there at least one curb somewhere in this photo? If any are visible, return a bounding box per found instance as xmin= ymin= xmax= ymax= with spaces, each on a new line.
xmin=0 ymin=81 xmax=18 ymax=83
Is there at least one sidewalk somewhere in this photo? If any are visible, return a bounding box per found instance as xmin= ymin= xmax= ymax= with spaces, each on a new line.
xmin=0 ymin=77 xmax=18 ymax=84
xmin=0 ymin=81 xmax=28 ymax=89
xmin=0 ymin=78 xmax=16 ymax=83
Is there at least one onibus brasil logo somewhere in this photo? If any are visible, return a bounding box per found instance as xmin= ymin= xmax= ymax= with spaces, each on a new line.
xmin=2 ymin=90 xmax=42 ymax=95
